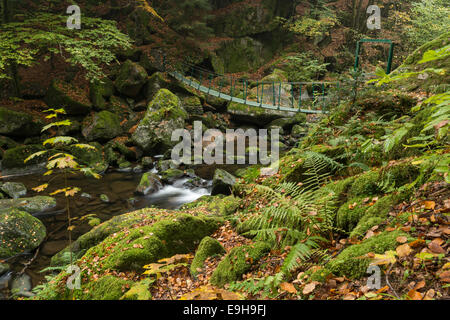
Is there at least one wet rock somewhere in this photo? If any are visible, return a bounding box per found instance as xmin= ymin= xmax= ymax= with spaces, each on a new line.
xmin=0 ymin=107 xmax=42 ymax=137
xmin=11 ymin=274 xmax=32 ymax=293
xmin=1 ymin=182 xmax=27 ymax=199
xmin=45 ymin=80 xmax=92 ymax=115
xmin=100 ymin=194 xmax=110 ymax=203
xmin=0 ymin=272 xmax=12 ymax=290
xmin=182 ymin=96 xmax=203 ymax=116
xmin=0 ymin=263 xmax=9 ymax=276
xmin=114 ymin=60 xmax=148 ymax=98
xmin=82 ymin=111 xmax=122 ymax=142
xmin=0 ymin=196 xmax=56 ymax=215
xmin=135 ymin=172 xmax=162 ymax=196
xmin=211 ymin=169 xmax=236 ymax=196
xmin=156 ymin=159 xmax=179 ymax=172
xmin=160 ymin=168 xmax=185 ymax=184
xmin=141 ymin=157 xmax=154 ymax=169
xmin=90 ymin=77 xmax=115 ymax=110
xmin=1 ymin=144 xmax=46 ymax=175
xmin=0 ymin=209 xmax=46 ymax=258
xmin=131 ymin=89 xmax=187 ymax=153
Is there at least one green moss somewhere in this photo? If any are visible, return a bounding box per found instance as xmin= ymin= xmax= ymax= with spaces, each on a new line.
xmin=83 ymin=214 xmax=222 ymax=272
xmin=348 ymin=170 xmax=381 ymax=198
xmin=190 ymin=236 xmax=225 ymax=276
xmin=206 ymin=195 xmax=241 ymax=216
xmin=82 ymin=111 xmax=122 ymax=142
xmin=0 ymin=107 xmax=42 ymax=137
xmin=0 ymin=209 xmax=46 ymax=258
xmin=350 ymin=192 xmax=410 ymax=238
xmin=79 ymin=275 xmax=132 ymax=300
xmin=114 ymin=60 xmax=148 ymax=97
xmin=160 ymin=169 xmax=184 ymax=182
xmin=146 ymin=89 xmax=188 ymax=122
xmin=336 ymin=197 xmax=369 ymax=232
xmin=210 ymin=241 xmax=271 ymax=287
xmin=2 ymin=144 xmax=45 ymax=170
xmin=327 ymin=230 xmax=408 ymax=279
xmin=120 ymin=278 xmax=154 ymax=300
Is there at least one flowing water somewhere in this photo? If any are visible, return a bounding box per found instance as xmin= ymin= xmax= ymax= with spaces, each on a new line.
xmin=0 ymin=163 xmax=245 ymax=297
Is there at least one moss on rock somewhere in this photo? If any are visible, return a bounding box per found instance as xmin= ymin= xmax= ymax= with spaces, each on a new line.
xmin=82 ymin=111 xmax=122 ymax=142
xmin=190 ymin=236 xmax=225 ymax=276
xmin=120 ymin=278 xmax=153 ymax=300
xmin=0 ymin=107 xmax=42 ymax=137
xmin=210 ymin=241 xmax=271 ymax=287
xmin=0 ymin=209 xmax=46 ymax=258
xmin=326 ymin=230 xmax=408 ymax=279
xmin=45 ymin=80 xmax=92 ymax=115
xmin=82 ymin=214 xmax=222 ymax=272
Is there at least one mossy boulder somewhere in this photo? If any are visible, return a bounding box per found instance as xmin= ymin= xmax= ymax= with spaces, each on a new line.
xmin=210 ymin=241 xmax=271 ymax=287
xmin=1 ymin=182 xmax=27 ymax=199
xmin=182 ymin=96 xmax=204 ymax=116
xmin=89 ymin=78 xmax=115 ymax=109
xmin=350 ymin=192 xmax=410 ymax=238
xmin=207 ymin=195 xmax=240 ymax=216
xmin=78 ymin=275 xmax=132 ymax=300
xmin=143 ymin=72 xmax=172 ymax=101
xmin=2 ymin=144 xmax=46 ymax=173
xmin=82 ymin=214 xmax=222 ymax=272
xmin=120 ymin=278 xmax=153 ymax=300
xmin=45 ymin=80 xmax=92 ymax=115
xmin=0 ymin=196 xmax=56 ymax=216
xmin=336 ymin=197 xmax=372 ymax=233
xmin=0 ymin=107 xmax=42 ymax=137
xmin=132 ymin=89 xmax=187 ymax=153
xmin=326 ymin=230 xmax=408 ymax=279
xmin=51 ymin=209 xmax=165 ymax=266
xmin=0 ymin=209 xmax=46 ymax=258
xmin=114 ymin=60 xmax=148 ymax=98
xmin=190 ymin=236 xmax=225 ymax=276
xmin=348 ymin=170 xmax=382 ymax=198
xmin=68 ymin=142 xmax=106 ymax=173
xmin=211 ymin=169 xmax=237 ymax=196
xmin=160 ymin=168 xmax=185 ymax=183
xmin=82 ymin=111 xmax=122 ymax=142
xmin=135 ymin=172 xmax=162 ymax=195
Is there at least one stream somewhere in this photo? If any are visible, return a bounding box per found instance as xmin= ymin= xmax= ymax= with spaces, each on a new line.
xmin=0 ymin=162 xmax=245 ymax=298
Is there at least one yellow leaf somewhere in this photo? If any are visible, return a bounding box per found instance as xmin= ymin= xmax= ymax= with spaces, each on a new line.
xmin=32 ymin=184 xmax=48 ymax=193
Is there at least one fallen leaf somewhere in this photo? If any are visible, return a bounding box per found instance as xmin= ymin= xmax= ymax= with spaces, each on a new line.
xmin=423 ymin=201 xmax=435 ymax=210
xmin=396 ymin=236 xmax=408 ymax=244
xmin=409 ymin=239 xmax=426 ymax=248
xmin=280 ymin=282 xmax=297 ymax=294
xmin=407 ymin=289 xmax=423 ymax=300
xmin=414 ymin=280 xmax=426 ymax=290
xmin=396 ymin=244 xmax=412 ymax=258
xmin=302 ymin=282 xmax=317 ymax=295
xmin=428 ymin=242 xmax=445 ymax=254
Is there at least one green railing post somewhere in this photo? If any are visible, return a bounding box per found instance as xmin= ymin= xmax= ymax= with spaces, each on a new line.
xmin=256 ymin=81 xmax=259 ymax=103
xmin=261 ymin=83 xmax=264 ymax=105
xmin=198 ymin=72 xmax=203 ymax=90
xmin=322 ymin=83 xmax=325 ymax=109
xmin=244 ymin=80 xmax=247 ymax=104
xmin=230 ymin=76 xmax=233 ymax=96
xmin=298 ymin=85 xmax=302 ymax=110
xmin=218 ymin=77 xmax=223 ymax=98
xmin=208 ymin=75 xmax=213 ymax=94
xmin=272 ymin=82 xmax=276 ymax=106
xmin=278 ymin=82 xmax=282 ymax=108
xmin=291 ymin=85 xmax=294 ymax=106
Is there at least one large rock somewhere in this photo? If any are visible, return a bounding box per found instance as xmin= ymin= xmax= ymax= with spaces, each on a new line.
xmin=132 ymin=89 xmax=187 ymax=153
xmin=135 ymin=172 xmax=162 ymax=195
xmin=82 ymin=111 xmax=122 ymax=142
xmin=0 ymin=182 xmax=27 ymax=199
xmin=0 ymin=107 xmax=42 ymax=137
xmin=0 ymin=196 xmax=57 ymax=216
xmin=89 ymin=78 xmax=115 ymax=109
xmin=211 ymin=169 xmax=236 ymax=196
xmin=45 ymin=80 xmax=92 ymax=115
xmin=114 ymin=60 xmax=148 ymax=98
xmin=1 ymin=144 xmax=46 ymax=174
xmin=68 ymin=142 xmax=107 ymax=173
xmin=0 ymin=208 xmax=47 ymax=258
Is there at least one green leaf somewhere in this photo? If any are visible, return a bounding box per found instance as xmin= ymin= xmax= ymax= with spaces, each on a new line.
xmin=43 ymin=136 xmax=78 ymax=146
